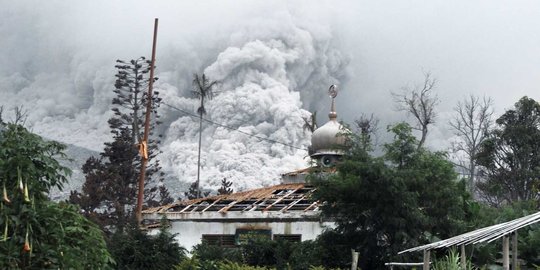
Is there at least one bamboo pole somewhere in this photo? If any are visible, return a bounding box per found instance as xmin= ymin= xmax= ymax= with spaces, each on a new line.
xmin=423 ymin=250 xmax=430 ymax=270
xmin=136 ymin=18 xmax=158 ymax=224
xmin=512 ymin=231 xmax=518 ymax=270
xmin=503 ymin=236 xmax=510 ymax=270
xmin=351 ymin=249 xmax=359 ymax=270
xmin=460 ymin=244 xmax=466 ymax=269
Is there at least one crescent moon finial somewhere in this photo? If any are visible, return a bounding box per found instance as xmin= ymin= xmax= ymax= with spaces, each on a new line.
xmin=329 ymin=85 xmax=338 ymax=98
xmin=328 ymin=85 xmax=338 ymax=120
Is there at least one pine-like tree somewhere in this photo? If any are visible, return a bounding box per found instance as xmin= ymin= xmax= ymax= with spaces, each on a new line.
xmin=217 ymin=178 xmax=233 ymax=195
xmin=70 ymin=57 xmax=171 ymax=234
xmin=184 ymin=181 xmax=210 ymax=200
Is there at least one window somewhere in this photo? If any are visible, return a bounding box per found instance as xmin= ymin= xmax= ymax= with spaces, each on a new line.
xmin=202 ymin=234 xmax=236 ymax=247
xmin=273 ymin=234 xmax=301 ymax=243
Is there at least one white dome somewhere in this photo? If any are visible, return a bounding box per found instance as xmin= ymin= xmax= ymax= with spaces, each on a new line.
xmin=310 ymin=119 xmax=347 ymax=157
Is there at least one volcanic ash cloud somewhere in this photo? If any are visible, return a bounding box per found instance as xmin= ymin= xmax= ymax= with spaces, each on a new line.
xmin=160 ymin=33 xmax=346 ymax=192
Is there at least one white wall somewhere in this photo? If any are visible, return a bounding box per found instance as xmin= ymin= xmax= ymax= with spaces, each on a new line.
xmin=160 ymin=220 xmax=334 ymax=251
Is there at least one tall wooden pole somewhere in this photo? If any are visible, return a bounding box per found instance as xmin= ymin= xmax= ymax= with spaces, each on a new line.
xmin=136 ymin=18 xmax=158 ymax=224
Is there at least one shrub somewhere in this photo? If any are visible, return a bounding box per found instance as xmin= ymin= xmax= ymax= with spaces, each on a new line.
xmin=109 ymin=223 xmax=186 ymax=270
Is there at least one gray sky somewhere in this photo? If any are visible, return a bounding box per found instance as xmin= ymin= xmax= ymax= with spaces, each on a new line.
xmin=1 ymin=0 xmax=540 ymax=189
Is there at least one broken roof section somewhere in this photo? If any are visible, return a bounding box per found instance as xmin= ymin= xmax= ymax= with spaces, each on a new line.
xmin=142 ymin=183 xmax=318 ymax=215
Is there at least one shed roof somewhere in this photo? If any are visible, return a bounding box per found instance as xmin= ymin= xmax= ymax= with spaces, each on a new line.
xmin=399 ymin=211 xmax=540 ymax=254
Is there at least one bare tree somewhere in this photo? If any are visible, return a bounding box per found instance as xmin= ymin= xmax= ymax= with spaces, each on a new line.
xmin=449 ymin=95 xmax=494 ymax=192
xmin=393 ymin=72 xmax=438 ymax=149
xmin=355 ymin=113 xmax=379 ymax=138
xmin=0 ymin=106 xmax=27 ymax=127
xmin=302 ymin=111 xmax=318 ymax=133
xmin=192 ymin=73 xmax=218 ymax=198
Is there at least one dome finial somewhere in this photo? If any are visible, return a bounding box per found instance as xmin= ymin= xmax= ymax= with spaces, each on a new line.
xmin=328 ymin=85 xmax=338 ymax=120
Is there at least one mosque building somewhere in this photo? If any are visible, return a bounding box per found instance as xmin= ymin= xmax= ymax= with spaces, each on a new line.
xmin=142 ymin=85 xmax=348 ymax=250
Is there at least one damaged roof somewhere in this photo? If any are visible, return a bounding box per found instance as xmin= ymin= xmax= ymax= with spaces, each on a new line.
xmin=142 ymin=183 xmax=318 ymax=214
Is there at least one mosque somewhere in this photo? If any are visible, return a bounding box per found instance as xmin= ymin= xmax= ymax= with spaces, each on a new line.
xmin=142 ymin=85 xmax=347 ymax=250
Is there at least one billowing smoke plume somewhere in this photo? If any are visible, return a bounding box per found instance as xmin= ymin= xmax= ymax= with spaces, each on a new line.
xmin=158 ymin=12 xmax=348 ymax=192
xmin=0 ymin=1 xmax=348 ymax=195
xmin=8 ymin=1 xmax=535 ymax=196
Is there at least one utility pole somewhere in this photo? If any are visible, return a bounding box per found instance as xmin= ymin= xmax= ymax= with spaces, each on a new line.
xmin=136 ymin=18 xmax=158 ymax=224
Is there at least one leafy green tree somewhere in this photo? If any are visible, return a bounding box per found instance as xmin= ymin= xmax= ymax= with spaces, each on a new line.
xmin=476 ymin=96 xmax=540 ymax=206
xmin=385 ymin=124 xmax=469 ymax=238
xmin=70 ymin=57 xmax=171 ymax=234
xmin=109 ymin=222 xmax=186 ymax=270
xmin=0 ymin=121 xmax=113 ymax=269
xmin=313 ymin=122 xmax=470 ymax=269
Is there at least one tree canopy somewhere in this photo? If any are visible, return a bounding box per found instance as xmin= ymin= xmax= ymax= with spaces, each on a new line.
xmin=0 ymin=121 xmax=113 ymax=269
xmin=476 ymin=96 xmax=540 ymax=205
xmin=70 ymin=57 xmax=171 ymax=234
xmin=313 ymin=122 xmax=471 ymax=269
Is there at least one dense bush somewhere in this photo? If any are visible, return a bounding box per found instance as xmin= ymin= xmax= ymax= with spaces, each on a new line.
xmin=192 ymin=241 xmax=243 ymax=264
xmin=185 ymin=238 xmax=337 ymax=270
xmin=109 ymin=223 xmax=186 ymax=270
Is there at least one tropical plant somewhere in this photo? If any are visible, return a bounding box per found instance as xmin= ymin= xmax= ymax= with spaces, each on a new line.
xmin=192 ymin=73 xmax=218 ymax=198
xmin=432 ymin=249 xmax=477 ymax=270
xmin=0 ymin=121 xmax=113 ymax=269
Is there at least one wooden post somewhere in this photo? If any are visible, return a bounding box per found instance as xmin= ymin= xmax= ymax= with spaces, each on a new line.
xmin=351 ymin=249 xmax=359 ymax=270
xmin=460 ymin=244 xmax=466 ymax=269
xmin=503 ymin=235 xmax=510 ymax=270
xmin=512 ymin=231 xmax=518 ymax=270
xmin=136 ymin=18 xmax=159 ymax=224
xmin=423 ymin=249 xmax=430 ymax=270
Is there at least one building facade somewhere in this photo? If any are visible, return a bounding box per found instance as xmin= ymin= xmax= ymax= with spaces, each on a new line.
xmin=142 ymin=85 xmax=347 ymax=250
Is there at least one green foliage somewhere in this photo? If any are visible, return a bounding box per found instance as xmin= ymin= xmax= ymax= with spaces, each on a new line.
xmin=0 ymin=123 xmax=69 ymax=201
xmin=313 ymin=122 xmax=472 ymax=269
xmin=188 ymin=239 xmax=330 ymax=270
xmin=432 ymin=249 xmax=477 ymax=270
xmin=70 ymin=57 xmax=171 ymax=234
xmin=242 ymin=238 xmax=285 ymax=267
xmin=175 ymin=259 xmax=274 ymax=270
xmin=288 ymin=240 xmax=325 ymax=270
xmin=476 ymin=96 xmax=540 ymax=205
xmin=0 ymin=122 xmax=113 ymax=269
xmin=32 ymin=202 xmax=114 ymax=269
xmin=314 ymin=231 xmax=352 ymax=268
xmin=109 ymin=222 xmax=186 ymax=270
xmin=192 ymin=241 xmax=243 ymax=263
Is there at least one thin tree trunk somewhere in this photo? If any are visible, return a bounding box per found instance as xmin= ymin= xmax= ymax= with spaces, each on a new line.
xmin=196 ymin=97 xmax=204 ymax=198
xmin=418 ymin=128 xmax=427 ymax=150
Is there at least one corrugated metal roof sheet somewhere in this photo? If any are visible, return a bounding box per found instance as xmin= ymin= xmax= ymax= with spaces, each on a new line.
xmin=399 ymin=211 xmax=540 ymax=254
xmin=142 ymin=183 xmax=318 ymax=214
